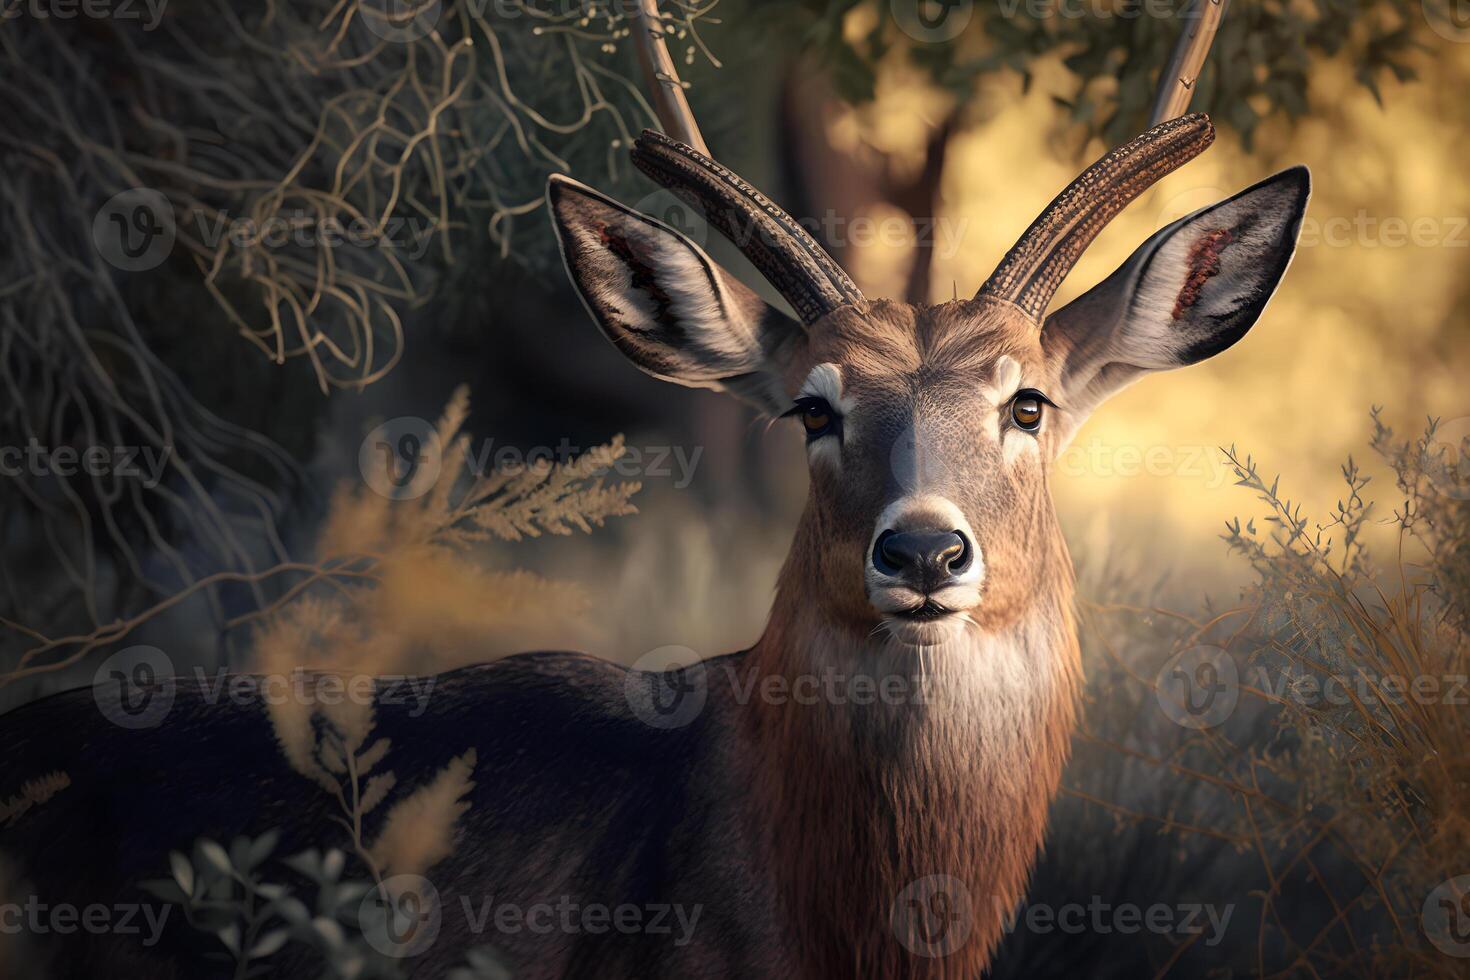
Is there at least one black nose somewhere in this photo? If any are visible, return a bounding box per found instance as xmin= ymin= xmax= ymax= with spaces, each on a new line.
xmin=873 ymin=529 xmax=972 ymax=588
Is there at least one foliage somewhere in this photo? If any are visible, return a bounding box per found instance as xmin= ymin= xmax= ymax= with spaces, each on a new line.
xmin=1070 ymin=413 xmax=1469 ymax=975
xmin=794 ymin=0 xmax=1426 ymax=146
xmin=0 ymin=0 xmax=686 ymax=652
xmin=2 ymin=386 xmax=639 ymax=688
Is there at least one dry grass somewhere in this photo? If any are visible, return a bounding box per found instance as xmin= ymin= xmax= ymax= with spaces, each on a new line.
xmin=1069 ymin=412 xmax=1470 ymax=976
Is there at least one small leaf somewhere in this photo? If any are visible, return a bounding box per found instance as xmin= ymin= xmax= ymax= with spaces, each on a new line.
xmin=170 ymin=851 xmax=195 ymax=898
xmin=274 ymin=897 xmax=311 ymax=925
xmin=247 ymin=830 xmax=280 ymax=870
xmin=284 ymin=849 xmax=321 ymax=881
xmin=312 ymin=916 xmax=346 ymax=949
xmin=248 ymin=928 xmax=290 ymax=960
xmin=198 ymin=840 xmax=233 ymax=878
xmin=321 ymin=849 xmax=345 ymax=883
xmin=217 ymin=923 xmax=241 ymax=956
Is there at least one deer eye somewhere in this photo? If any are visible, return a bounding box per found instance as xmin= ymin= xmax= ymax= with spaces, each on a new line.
xmin=1010 ymin=390 xmax=1048 ymax=432
xmin=785 ymin=397 xmax=839 ymax=440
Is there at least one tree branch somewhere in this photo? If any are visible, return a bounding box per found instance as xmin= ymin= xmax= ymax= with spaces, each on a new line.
xmin=1149 ymin=0 xmax=1230 ymax=126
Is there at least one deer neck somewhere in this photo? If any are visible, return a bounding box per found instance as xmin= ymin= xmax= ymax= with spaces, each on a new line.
xmin=739 ymin=541 xmax=1082 ymax=977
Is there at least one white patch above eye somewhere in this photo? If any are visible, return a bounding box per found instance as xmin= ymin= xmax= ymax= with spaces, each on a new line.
xmin=799 ymin=362 xmax=854 ymax=416
xmin=979 ymin=355 xmax=1023 ymax=405
xmin=797 ymin=363 xmax=850 ymax=470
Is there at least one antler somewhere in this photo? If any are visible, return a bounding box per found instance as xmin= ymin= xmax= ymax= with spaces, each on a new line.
xmin=976 ymin=113 xmax=1215 ymax=321
xmin=628 ymin=0 xmax=865 ymax=325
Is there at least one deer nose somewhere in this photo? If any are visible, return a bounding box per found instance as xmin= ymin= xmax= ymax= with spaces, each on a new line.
xmin=872 ymin=529 xmax=972 ymax=588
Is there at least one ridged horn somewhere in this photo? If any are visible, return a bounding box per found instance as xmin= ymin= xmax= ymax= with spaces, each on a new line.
xmin=630 ymin=130 xmax=867 ymax=325
xmin=978 ymin=113 xmax=1216 ymax=321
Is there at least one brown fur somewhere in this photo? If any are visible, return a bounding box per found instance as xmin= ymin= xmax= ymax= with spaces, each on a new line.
xmin=739 ymin=297 xmax=1084 ymax=977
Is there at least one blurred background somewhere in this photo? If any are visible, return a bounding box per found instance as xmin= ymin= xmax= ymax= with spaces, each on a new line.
xmin=1 ymin=0 xmax=1467 ymax=973
xmin=0 ymin=0 xmax=1466 ymax=677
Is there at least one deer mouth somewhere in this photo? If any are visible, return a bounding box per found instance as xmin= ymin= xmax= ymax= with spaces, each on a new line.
xmin=879 ymin=599 xmax=972 ymax=647
xmin=892 ymin=599 xmax=953 ymax=622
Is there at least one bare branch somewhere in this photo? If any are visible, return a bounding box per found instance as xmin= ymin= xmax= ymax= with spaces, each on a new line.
xmin=1149 ymin=0 xmax=1229 ymax=126
xmin=631 ymin=0 xmax=710 ymax=156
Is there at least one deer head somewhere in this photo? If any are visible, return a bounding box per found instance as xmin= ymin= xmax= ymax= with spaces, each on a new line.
xmin=546 ymin=115 xmax=1309 ymax=652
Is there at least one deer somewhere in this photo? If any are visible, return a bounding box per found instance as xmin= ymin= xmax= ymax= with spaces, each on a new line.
xmin=0 ymin=28 xmax=1308 ymax=980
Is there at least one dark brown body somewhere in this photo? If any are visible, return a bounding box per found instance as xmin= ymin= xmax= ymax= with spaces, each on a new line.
xmin=0 ymin=627 xmax=1077 ymax=979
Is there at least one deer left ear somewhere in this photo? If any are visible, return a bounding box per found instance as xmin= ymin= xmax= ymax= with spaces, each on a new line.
xmin=547 ymin=174 xmax=805 ymax=415
xmin=1043 ymin=166 xmax=1309 ymax=428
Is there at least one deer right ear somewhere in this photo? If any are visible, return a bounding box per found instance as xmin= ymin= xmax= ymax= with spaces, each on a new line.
xmin=546 ymin=175 xmax=805 ymax=415
xmin=1042 ymin=166 xmax=1310 ymax=436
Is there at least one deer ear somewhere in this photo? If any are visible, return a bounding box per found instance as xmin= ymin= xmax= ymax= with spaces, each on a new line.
xmin=547 ymin=175 xmax=805 ymax=415
xmin=1043 ymin=166 xmax=1309 ymax=429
